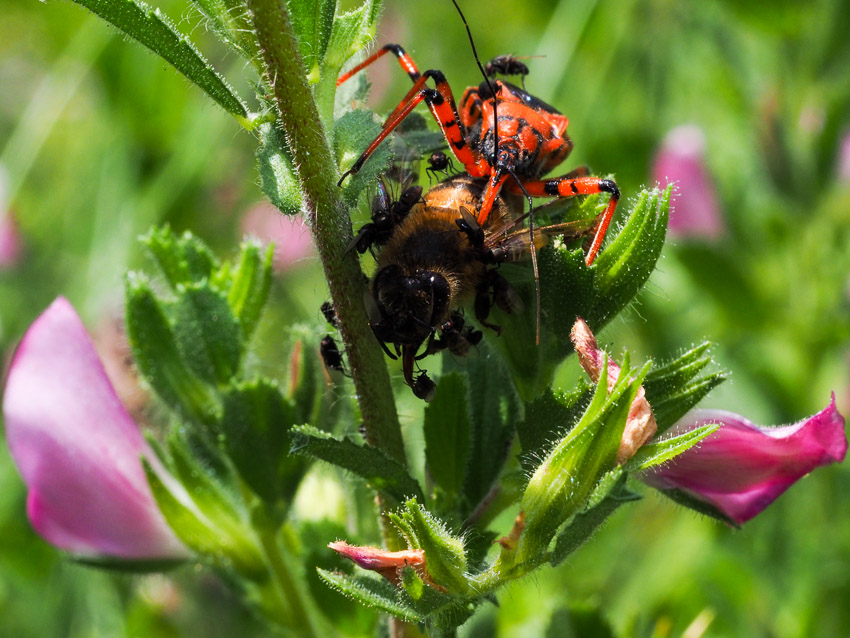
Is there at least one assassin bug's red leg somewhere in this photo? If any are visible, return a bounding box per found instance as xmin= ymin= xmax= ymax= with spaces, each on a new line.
xmin=337 ymin=44 xmax=422 ymax=86
xmin=337 ymin=69 xmax=481 ymax=185
xmin=516 ymin=175 xmax=620 ymax=266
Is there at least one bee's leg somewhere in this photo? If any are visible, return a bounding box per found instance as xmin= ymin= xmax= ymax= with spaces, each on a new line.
xmin=474 ymin=279 xmax=503 ymax=335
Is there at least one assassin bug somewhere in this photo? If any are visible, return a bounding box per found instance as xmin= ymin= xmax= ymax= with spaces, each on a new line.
xmin=336 ymin=4 xmax=620 ymax=269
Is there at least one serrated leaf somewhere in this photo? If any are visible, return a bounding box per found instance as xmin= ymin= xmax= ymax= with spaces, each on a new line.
xmin=334 ymin=109 xmax=392 ymax=207
xmin=220 ymin=380 xmax=305 ymax=505
xmin=424 ymin=373 xmax=471 ymax=497
xmin=226 ymin=242 xmax=274 ymax=342
xmin=625 ymin=424 xmax=719 ymax=472
xmin=173 ymin=283 xmax=242 ymax=385
xmin=257 ymin=122 xmax=303 ymax=216
xmin=125 ymin=275 xmax=220 ymax=425
xmin=291 ymin=425 xmax=423 ymax=503
xmin=550 ymin=470 xmax=639 ymax=566
xmin=317 ymin=569 xmax=421 ymax=623
xmin=68 ymin=0 xmax=249 ymax=123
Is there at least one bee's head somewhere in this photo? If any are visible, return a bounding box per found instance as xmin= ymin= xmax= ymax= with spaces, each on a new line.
xmin=368 ymin=265 xmax=451 ymax=349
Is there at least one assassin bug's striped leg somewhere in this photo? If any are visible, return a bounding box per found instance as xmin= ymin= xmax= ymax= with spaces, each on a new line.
xmin=336 ymin=45 xmax=486 ymax=187
xmin=515 ymin=175 xmax=621 ymax=266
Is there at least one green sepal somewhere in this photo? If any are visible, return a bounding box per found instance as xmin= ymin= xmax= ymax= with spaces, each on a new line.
xmin=290 ymin=425 xmax=423 ymax=503
xmin=515 ymin=358 xmax=649 ymax=564
xmin=643 ymin=342 xmax=728 ymax=432
xmin=257 ymin=122 xmax=303 ymax=216
xmin=397 ymin=500 xmax=469 ymax=594
xmin=66 ymin=0 xmax=249 ymax=124
xmin=317 ymin=569 xmax=421 ymax=623
xmin=423 ymin=373 xmax=471 ymax=499
xmin=550 ymin=469 xmax=640 ymax=567
xmin=173 ymin=282 xmax=242 ymax=385
xmin=226 ymin=241 xmax=274 ymax=343
xmin=125 ymin=274 xmax=220 ymax=425
xmin=141 ymin=226 xmax=218 ymax=291
xmin=625 ymin=423 xmax=719 ymax=472
xmin=220 ymin=379 xmax=305 ymax=507
xmin=334 ymin=109 xmax=392 ymax=207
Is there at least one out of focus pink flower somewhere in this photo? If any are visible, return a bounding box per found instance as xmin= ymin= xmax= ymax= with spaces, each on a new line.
xmin=652 ymin=125 xmax=724 ymax=239
xmin=838 ymin=129 xmax=850 ymax=183
xmin=0 ymin=165 xmax=23 ymax=269
xmin=2 ymin=298 xmax=189 ymax=560
xmin=642 ymin=397 xmax=847 ymax=524
xmin=241 ymin=203 xmax=315 ymax=271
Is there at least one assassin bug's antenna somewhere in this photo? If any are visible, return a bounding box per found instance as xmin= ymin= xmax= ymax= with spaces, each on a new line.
xmin=452 ymin=0 xmax=542 ymax=345
xmin=450 ymin=0 xmax=499 ymax=169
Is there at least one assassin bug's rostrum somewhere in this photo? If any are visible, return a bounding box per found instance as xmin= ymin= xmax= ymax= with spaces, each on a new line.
xmin=336 ymin=42 xmax=620 ymax=268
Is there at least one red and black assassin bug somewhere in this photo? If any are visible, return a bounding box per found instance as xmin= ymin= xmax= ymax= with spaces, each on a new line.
xmin=336 ymin=2 xmax=620 ymax=268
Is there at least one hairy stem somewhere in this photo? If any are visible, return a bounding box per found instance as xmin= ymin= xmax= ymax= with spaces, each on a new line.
xmin=245 ymin=0 xmax=405 ymax=464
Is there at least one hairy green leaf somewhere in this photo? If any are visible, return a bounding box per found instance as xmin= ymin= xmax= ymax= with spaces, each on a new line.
xmin=68 ymin=0 xmax=249 ymax=123
xmin=291 ymin=425 xmax=423 ymax=503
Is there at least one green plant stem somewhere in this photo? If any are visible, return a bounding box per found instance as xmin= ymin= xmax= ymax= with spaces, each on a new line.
xmin=245 ymin=0 xmax=405 ymax=465
xmin=256 ymin=525 xmax=324 ymax=638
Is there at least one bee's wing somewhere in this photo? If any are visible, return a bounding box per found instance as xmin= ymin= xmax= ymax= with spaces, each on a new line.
xmin=486 ymin=219 xmax=597 ymax=262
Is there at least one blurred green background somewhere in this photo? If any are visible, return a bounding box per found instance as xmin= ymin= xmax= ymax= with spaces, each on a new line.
xmin=1 ymin=0 xmax=849 ymax=635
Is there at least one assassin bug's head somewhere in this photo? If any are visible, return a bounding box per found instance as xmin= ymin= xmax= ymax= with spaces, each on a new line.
xmin=367 ymin=265 xmax=452 ymax=351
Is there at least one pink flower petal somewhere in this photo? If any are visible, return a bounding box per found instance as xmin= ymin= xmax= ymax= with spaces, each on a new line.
xmin=651 ymin=125 xmax=725 ymax=239
xmin=3 ymin=298 xmax=188 ymax=559
xmin=643 ymin=396 xmax=847 ymax=524
xmin=241 ymin=203 xmax=316 ymax=271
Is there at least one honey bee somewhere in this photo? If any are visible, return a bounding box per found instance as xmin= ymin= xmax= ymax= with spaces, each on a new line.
xmin=361 ymin=172 xmax=597 ymax=400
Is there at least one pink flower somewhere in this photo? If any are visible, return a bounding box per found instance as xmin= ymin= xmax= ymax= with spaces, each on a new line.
xmin=0 ymin=165 xmax=23 ymax=269
xmin=241 ymin=203 xmax=316 ymax=271
xmin=329 ymin=541 xmax=425 ymax=586
xmin=642 ymin=397 xmax=847 ymax=524
xmin=2 ymin=298 xmax=189 ymax=560
xmin=652 ymin=125 xmax=724 ymax=239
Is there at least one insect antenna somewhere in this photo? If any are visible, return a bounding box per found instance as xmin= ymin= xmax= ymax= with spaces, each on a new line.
xmin=506 ymin=167 xmax=542 ymax=345
xmin=450 ymin=0 xmax=499 ymax=169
